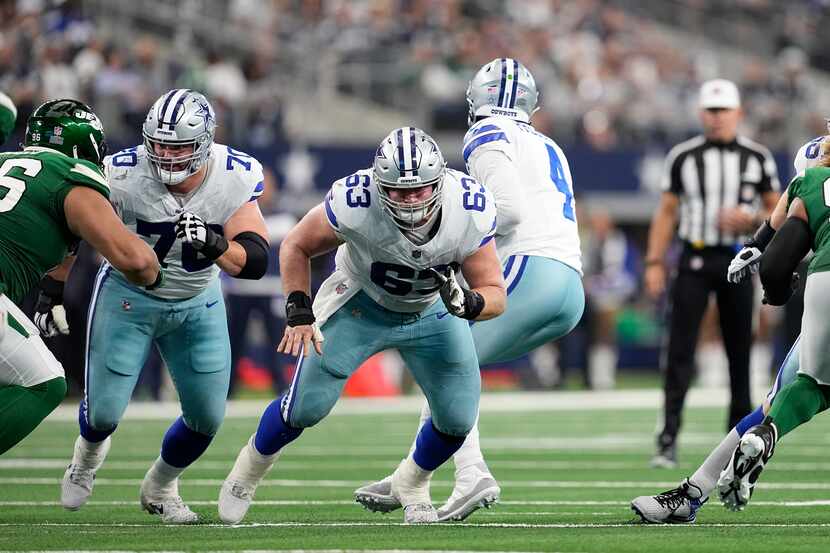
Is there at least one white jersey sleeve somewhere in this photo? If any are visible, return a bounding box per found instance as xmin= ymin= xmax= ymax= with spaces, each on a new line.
xmin=322 ymin=169 xmax=374 ymax=242
xmin=104 ymin=143 xmax=264 ymax=300
xmin=461 ymin=116 xmax=582 ymax=273
xmin=793 ymin=135 xmax=827 ymax=175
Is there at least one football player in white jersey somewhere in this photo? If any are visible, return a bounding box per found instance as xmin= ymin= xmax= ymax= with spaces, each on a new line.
xmin=217 ymin=127 xmax=506 ymax=524
xmin=354 ymin=59 xmax=585 ymax=521
xmin=60 ymin=90 xmax=271 ymax=523
xmin=631 ymin=131 xmax=824 ymax=522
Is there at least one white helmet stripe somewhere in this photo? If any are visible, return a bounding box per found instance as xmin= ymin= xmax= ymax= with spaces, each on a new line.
xmin=160 ymin=89 xmax=190 ymax=130
xmin=400 ymin=126 xmax=414 ymax=174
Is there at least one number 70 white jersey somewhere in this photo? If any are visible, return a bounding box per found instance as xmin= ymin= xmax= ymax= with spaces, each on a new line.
xmin=104 ymin=143 xmax=264 ymax=299
xmin=463 ymin=116 xmax=582 ymax=274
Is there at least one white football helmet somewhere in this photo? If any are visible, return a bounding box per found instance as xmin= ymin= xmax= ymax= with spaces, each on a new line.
xmin=142 ymin=89 xmax=216 ymax=186
xmin=373 ymin=126 xmax=445 ymax=231
xmin=466 ymin=58 xmax=539 ymax=126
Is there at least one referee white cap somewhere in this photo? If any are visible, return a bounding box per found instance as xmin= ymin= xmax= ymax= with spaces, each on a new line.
xmin=699 ymin=79 xmax=741 ymax=109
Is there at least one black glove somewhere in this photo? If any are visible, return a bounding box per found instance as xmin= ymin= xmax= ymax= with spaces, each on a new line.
xmin=175 ymin=212 xmax=228 ymax=260
xmin=285 ymin=291 xmax=315 ymax=326
xmin=33 ymin=275 xmax=69 ymax=337
xmin=430 ymin=266 xmax=485 ymax=320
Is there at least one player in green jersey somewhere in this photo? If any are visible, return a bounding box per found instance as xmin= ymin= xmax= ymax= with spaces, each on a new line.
xmin=716 ymin=156 xmax=830 ymax=510
xmin=0 ymin=98 xmax=162 ymax=455
xmin=0 ymin=91 xmax=16 ymax=145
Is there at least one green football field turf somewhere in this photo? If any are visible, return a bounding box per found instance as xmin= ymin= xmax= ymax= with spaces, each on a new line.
xmin=2 ymin=396 xmax=829 ymax=553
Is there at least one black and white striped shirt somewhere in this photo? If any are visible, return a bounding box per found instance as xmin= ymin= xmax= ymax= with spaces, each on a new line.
xmin=661 ymin=135 xmax=780 ymax=247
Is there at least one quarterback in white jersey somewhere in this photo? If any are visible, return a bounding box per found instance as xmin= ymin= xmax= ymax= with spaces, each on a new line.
xmin=61 ymin=90 xmax=270 ymax=524
xmin=631 ymin=132 xmax=821 ymax=523
xmin=355 ymin=58 xmax=585 ymax=522
xmin=217 ymin=127 xmax=506 ymax=525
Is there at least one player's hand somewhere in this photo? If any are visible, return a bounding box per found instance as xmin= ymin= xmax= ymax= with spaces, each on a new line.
xmin=34 ymin=276 xmax=69 ymax=337
xmin=277 ymin=323 xmax=324 ymax=357
xmin=644 ymin=264 xmax=666 ymax=300
xmin=176 ymin=212 xmax=229 ymax=260
xmin=727 ymin=246 xmax=762 ymax=284
xmin=430 ymin=266 xmax=484 ymax=320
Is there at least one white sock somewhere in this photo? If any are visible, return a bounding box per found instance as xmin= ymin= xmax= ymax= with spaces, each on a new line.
xmin=452 ymin=413 xmax=486 ymax=474
xmin=74 ymin=435 xmax=110 ymax=470
xmin=393 ymin=454 xmax=433 ymax=506
xmin=407 ymin=401 xmax=432 ymax=457
xmin=146 ymin=456 xmax=185 ymax=496
xmin=689 ymin=428 xmax=741 ymax=498
xmin=233 ymin=434 xmax=279 ymax=485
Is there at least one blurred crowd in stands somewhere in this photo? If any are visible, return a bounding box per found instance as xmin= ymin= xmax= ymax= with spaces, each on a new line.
xmin=1 ymin=0 xmax=818 ymax=394
xmin=2 ymin=0 xmax=829 ymax=154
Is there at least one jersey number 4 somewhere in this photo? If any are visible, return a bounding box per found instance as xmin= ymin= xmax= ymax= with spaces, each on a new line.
xmin=136 ymin=219 xmax=224 ymax=272
xmin=0 ymin=158 xmax=41 ymax=212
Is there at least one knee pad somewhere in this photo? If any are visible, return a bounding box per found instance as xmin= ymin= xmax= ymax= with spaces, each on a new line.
xmin=182 ymin=409 xmax=224 ymax=437
xmin=431 ymin=403 xmax=476 ymax=437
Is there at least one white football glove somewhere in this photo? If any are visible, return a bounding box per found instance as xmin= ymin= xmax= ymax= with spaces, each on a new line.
xmin=175 ymin=211 xmax=229 ymax=260
xmin=430 ymin=266 xmax=484 ymax=320
xmin=727 ymin=246 xmax=763 ymax=284
xmin=34 ymin=304 xmax=69 ymax=337
xmin=176 ymin=212 xmax=209 ymax=246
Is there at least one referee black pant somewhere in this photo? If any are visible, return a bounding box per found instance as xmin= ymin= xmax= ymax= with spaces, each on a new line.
xmin=658 ymin=245 xmax=754 ymax=446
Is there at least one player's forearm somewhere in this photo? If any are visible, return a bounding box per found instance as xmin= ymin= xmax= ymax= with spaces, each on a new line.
xmin=214 ymin=241 xmax=247 ymax=276
xmin=279 ymin=242 xmax=312 ymax=296
xmin=47 ymin=255 xmax=76 ymax=282
xmin=471 ymin=284 xmax=506 ymax=321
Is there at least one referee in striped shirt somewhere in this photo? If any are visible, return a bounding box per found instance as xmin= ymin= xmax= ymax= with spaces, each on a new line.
xmin=644 ymin=79 xmax=780 ymax=468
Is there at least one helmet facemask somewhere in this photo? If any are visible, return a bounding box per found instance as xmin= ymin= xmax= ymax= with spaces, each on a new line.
xmin=373 ymin=127 xmax=447 ymax=231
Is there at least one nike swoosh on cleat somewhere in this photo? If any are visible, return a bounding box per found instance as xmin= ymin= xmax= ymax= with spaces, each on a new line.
xmin=206 ymin=301 xmax=219 ymax=308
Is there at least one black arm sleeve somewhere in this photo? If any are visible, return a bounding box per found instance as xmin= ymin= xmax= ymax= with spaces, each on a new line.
xmin=231 ymin=231 xmax=269 ymax=280
xmin=759 ymin=217 xmax=811 ymax=306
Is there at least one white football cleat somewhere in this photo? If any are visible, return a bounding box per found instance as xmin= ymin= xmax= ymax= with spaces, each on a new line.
xmin=218 ymin=436 xmax=279 ymax=524
xmin=630 ymin=478 xmax=707 ymax=524
xmin=403 ymin=503 xmax=438 ymax=524
xmin=354 ymin=474 xmax=401 ymax=513
xmin=61 ymin=435 xmax=111 ymax=511
xmin=139 ymin=476 xmax=198 ymax=524
xmin=718 ymin=422 xmax=777 ymax=512
xmin=437 ymin=463 xmax=500 ymax=521
xmin=391 ymin=456 xmax=437 ymax=524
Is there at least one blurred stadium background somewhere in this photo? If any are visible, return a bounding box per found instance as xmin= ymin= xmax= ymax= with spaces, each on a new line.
xmin=0 ymin=0 xmax=830 ymax=397
xmin=2 ymin=0 xmax=822 ymax=398
xmin=5 ymin=0 xmax=830 ymax=549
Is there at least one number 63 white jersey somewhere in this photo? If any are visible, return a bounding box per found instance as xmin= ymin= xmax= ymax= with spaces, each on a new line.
xmin=463 ymin=116 xmax=582 ymax=274
xmin=312 ymin=167 xmax=497 ymax=323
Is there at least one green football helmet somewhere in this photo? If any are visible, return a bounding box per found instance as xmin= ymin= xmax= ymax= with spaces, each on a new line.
xmin=24 ymin=99 xmax=107 ymax=167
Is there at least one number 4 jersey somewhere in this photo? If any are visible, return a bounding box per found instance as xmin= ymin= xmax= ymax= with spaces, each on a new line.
xmin=463 ymin=116 xmax=582 ymax=274
xmin=0 ymin=148 xmax=110 ymax=304
xmin=104 ymin=144 xmax=264 ymax=299
xmin=313 ymin=168 xmax=497 ymax=324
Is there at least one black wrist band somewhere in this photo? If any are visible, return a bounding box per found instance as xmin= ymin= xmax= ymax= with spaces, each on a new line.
xmin=146 ymin=268 xmax=164 ymax=291
xmin=200 ymin=233 xmax=230 ymax=261
xmin=746 ymin=219 xmax=775 ymax=252
xmin=462 ymin=290 xmax=485 ymax=320
xmin=286 ymin=291 xmax=315 ymax=326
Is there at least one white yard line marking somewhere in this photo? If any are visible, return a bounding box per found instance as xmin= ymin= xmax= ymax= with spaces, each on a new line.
xmin=3 ymin=499 xmax=830 ymax=507
xmin=6 ymin=550 xmax=580 ymax=553
xmin=6 ymin=478 xmax=830 ymax=491
xmin=2 ymin=522 xmax=830 ymax=529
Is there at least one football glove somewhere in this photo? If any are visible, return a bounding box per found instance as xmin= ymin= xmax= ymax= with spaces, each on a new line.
xmin=33 ymin=275 xmax=69 ymax=337
xmin=430 ymin=266 xmax=485 ymax=320
xmin=727 ymin=246 xmax=762 ymax=284
xmin=176 ymin=211 xmax=229 ymax=260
